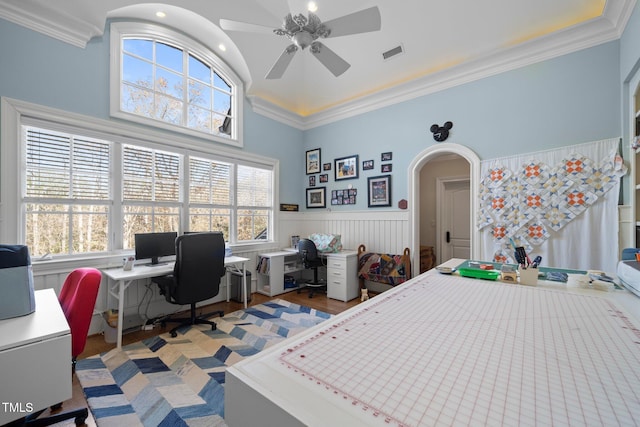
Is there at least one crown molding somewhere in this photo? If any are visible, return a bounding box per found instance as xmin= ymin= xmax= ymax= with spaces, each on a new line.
xmin=0 ymin=1 xmax=104 ymax=48
xmin=250 ymin=0 xmax=636 ymax=130
xmin=0 ymin=0 xmax=635 ymax=127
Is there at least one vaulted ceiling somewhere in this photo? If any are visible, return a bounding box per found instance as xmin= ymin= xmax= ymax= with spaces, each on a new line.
xmin=0 ymin=0 xmax=634 ymax=128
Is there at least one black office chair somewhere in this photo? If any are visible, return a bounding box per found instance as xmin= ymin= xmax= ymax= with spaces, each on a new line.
xmin=153 ymin=232 xmax=226 ymax=337
xmin=297 ymin=238 xmax=326 ymax=298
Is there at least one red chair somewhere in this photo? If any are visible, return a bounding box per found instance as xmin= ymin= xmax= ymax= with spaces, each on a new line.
xmin=25 ymin=268 xmax=101 ymax=426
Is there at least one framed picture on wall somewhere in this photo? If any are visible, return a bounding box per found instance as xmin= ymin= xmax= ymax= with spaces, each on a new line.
xmin=363 ymin=159 xmax=374 ymax=170
xmin=306 ymin=148 xmax=321 ymax=175
xmin=306 ymin=187 xmax=326 ymax=208
xmin=367 ymin=175 xmax=391 ymax=207
xmin=334 ymin=154 xmax=359 ymax=181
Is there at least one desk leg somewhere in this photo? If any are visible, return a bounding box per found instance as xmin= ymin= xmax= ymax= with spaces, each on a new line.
xmin=226 ymin=271 xmax=231 ymax=303
xmin=242 ymin=261 xmax=247 ymax=308
xmin=117 ymin=280 xmax=125 ymax=349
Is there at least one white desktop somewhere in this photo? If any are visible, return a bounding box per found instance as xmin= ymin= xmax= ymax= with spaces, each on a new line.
xmin=102 ymin=255 xmax=249 ymax=349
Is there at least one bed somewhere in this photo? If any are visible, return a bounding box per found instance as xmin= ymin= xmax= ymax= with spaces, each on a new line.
xmin=225 ymin=259 xmax=640 ymax=427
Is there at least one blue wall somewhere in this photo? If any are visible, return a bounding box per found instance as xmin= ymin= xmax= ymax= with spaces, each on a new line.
xmin=2 ymin=7 xmax=638 ymax=210
xmin=0 ymin=18 xmax=304 ymax=205
xmin=305 ymin=41 xmax=622 ymax=210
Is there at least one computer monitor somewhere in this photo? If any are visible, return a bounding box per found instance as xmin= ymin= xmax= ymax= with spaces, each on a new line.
xmin=134 ymin=232 xmax=177 ymax=265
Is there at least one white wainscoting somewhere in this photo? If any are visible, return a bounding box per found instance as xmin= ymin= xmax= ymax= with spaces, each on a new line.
xmin=29 ymin=209 xmax=410 ymax=336
xmin=277 ymin=210 xmax=410 ymax=254
xmin=31 ymin=246 xmax=276 ymax=337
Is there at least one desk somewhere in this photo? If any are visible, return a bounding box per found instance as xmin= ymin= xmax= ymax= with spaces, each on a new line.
xmin=259 ymin=249 xmax=358 ymax=301
xmin=226 ymin=260 xmax=640 ymax=426
xmin=0 ymin=289 xmax=71 ymax=425
xmin=102 ymin=255 xmax=249 ymax=349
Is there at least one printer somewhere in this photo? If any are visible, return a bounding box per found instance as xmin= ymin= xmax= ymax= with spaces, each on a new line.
xmin=0 ymin=244 xmax=36 ymax=320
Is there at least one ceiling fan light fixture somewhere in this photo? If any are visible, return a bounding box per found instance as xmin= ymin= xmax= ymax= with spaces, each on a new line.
xmin=307 ymin=1 xmax=318 ymax=13
xmin=222 ymin=6 xmax=381 ymax=79
xmin=292 ymin=31 xmax=314 ymax=50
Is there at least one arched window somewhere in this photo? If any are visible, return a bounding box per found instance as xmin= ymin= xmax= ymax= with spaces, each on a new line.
xmin=110 ymin=22 xmax=243 ymax=147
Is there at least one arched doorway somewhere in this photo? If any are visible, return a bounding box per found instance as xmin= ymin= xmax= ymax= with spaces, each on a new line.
xmin=408 ymin=143 xmax=481 ymax=275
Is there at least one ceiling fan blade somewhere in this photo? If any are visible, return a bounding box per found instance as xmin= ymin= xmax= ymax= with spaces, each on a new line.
xmin=266 ymin=45 xmax=298 ymax=79
xmin=322 ymin=6 xmax=381 ymax=38
xmin=310 ymin=42 xmax=350 ymax=77
xmin=219 ymin=19 xmax=275 ymax=35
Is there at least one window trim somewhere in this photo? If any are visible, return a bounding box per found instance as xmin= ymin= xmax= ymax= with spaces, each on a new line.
xmin=1 ymin=97 xmax=279 ymax=258
xmin=109 ymin=21 xmax=244 ymax=148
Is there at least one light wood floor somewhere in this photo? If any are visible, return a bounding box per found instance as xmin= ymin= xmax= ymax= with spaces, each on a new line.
xmin=23 ymin=291 xmax=362 ymax=427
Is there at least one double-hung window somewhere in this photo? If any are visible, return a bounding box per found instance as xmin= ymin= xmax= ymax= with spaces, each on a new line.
xmin=23 ymin=125 xmax=111 ymax=256
xmin=9 ymin=100 xmax=275 ymax=259
xmin=188 ymin=158 xmax=273 ymax=242
xmin=122 ymin=145 xmax=182 ymax=249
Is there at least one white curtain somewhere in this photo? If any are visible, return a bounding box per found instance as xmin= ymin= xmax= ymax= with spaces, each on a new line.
xmin=478 ymin=138 xmax=626 ymax=273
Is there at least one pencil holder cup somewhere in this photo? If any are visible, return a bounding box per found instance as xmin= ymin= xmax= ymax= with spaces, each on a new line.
xmin=519 ymin=267 xmax=539 ymax=286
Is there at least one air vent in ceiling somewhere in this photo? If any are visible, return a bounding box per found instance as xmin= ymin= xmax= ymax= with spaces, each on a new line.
xmin=382 ymin=44 xmax=404 ymax=61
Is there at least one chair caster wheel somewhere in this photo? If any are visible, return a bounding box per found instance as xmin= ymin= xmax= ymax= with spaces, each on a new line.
xmin=75 ymin=415 xmax=87 ymax=426
xmin=170 ymin=331 xmax=177 ymax=337
xmin=50 ymin=403 xmax=63 ymax=411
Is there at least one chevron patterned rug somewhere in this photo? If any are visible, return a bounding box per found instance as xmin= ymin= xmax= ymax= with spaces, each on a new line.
xmin=75 ymin=300 xmax=331 ymax=426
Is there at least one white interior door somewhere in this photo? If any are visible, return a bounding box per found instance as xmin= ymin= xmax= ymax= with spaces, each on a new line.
xmin=438 ymin=179 xmax=470 ymax=263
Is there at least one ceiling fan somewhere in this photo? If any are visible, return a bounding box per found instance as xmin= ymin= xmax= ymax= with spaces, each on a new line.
xmin=220 ymin=6 xmax=381 ymax=79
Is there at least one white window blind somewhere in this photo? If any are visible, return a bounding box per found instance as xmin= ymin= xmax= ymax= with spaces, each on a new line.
xmin=123 ymin=145 xmax=181 ymax=202
xmin=189 ymin=157 xmax=231 ymax=205
xmin=237 ymin=165 xmax=271 ymax=208
xmin=25 ymin=127 xmax=110 ymax=200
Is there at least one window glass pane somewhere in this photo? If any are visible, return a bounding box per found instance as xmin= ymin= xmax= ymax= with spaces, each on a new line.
xmin=154 ymin=94 xmax=183 ymax=125
xmin=122 ymin=84 xmax=154 ymax=116
xmin=155 ymin=67 xmax=183 ymax=99
xmin=188 ymin=106 xmax=212 ymax=132
xmin=189 ymin=208 xmax=230 ymax=241
xmin=71 ymin=205 xmax=109 ymax=253
xmin=214 ymin=72 xmax=231 ymax=92
xmin=156 ymin=42 xmax=183 ymax=73
xmin=122 ymin=205 xmax=152 ymax=249
xmin=123 ymin=38 xmax=153 ymax=60
xmin=213 ymin=89 xmax=231 ymax=115
xmin=188 ymin=80 xmax=211 ymax=108
xmin=189 ymin=55 xmax=211 ymax=84
xmin=25 ymin=204 xmax=68 ymax=256
xmin=122 ymin=54 xmax=153 ymax=87
xmin=237 ymin=209 xmax=268 ymax=241
xmin=122 ymin=206 xmax=180 ymax=249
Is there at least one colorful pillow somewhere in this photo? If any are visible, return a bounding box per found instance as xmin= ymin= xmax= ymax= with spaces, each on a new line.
xmin=309 ymin=233 xmax=343 ymax=253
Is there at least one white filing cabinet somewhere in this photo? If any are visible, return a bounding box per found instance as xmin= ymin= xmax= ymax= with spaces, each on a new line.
xmin=0 ymin=289 xmax=72 ymax=424
xmin=325 ymin=250 xmax=358 ymax=302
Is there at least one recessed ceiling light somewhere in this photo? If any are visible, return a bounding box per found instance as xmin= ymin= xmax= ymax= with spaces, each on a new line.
xmin=218 ymin=44 xmax=227 ymax=52
xmin=156 ymin=11 xmax=166 ymax=18
xmin=307 ymin=2 xmax=318 ymax=12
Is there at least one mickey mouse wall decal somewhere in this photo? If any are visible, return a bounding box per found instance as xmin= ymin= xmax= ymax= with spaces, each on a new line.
xmin=430 ymin=121 xmax=453 ymax=142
